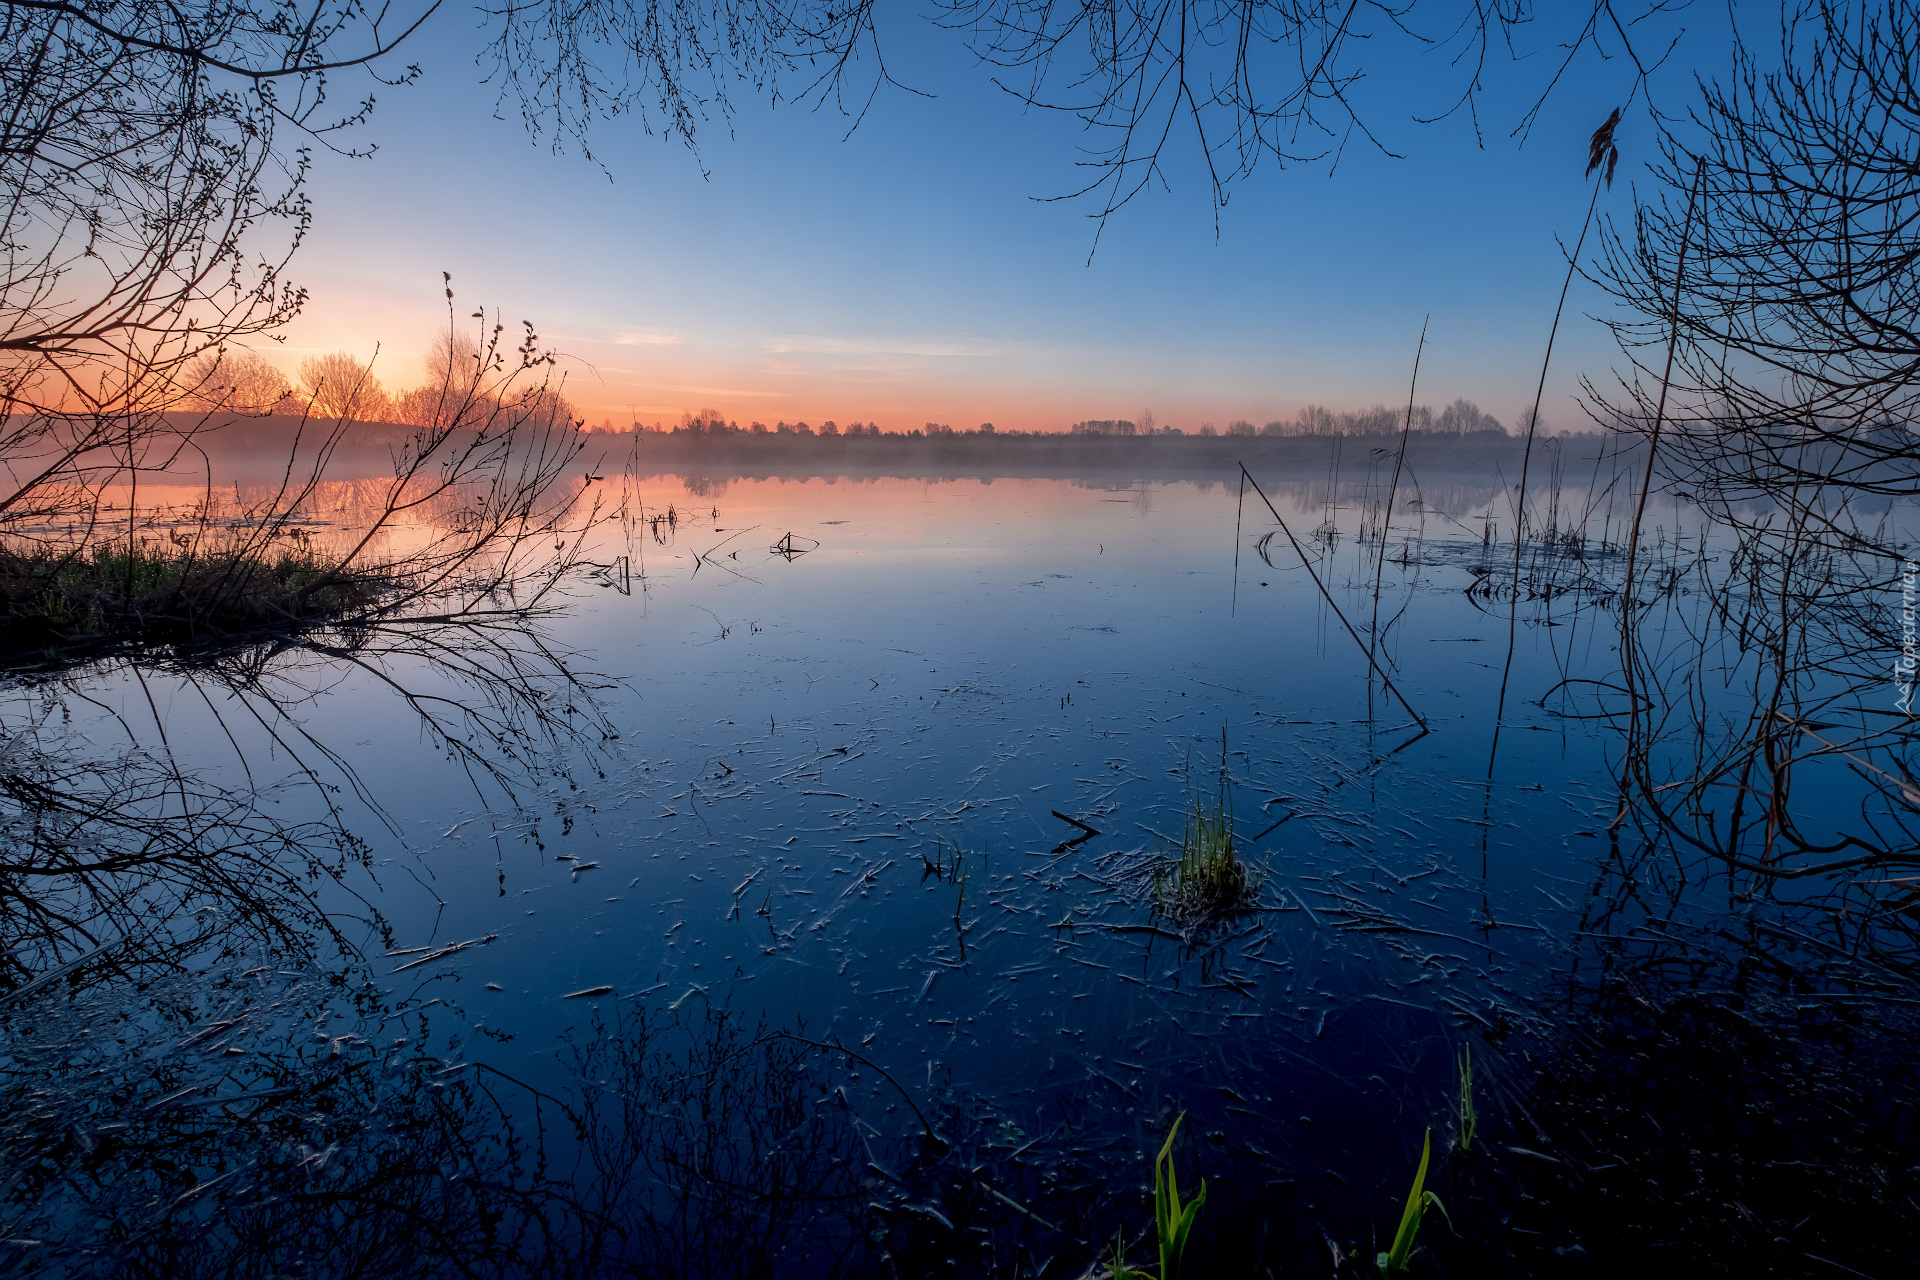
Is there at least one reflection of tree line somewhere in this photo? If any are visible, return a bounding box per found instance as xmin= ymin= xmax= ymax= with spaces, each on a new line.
xmin=0 ymin=471 xmax=625 ymax=1266
xmin=624 ymin=452 xmax=1639 ymax=510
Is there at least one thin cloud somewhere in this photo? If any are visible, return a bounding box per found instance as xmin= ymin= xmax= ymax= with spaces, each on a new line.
xmin=611 ymin=330 xmax=685 ymax=346
xmin=766 ymin=335 xmax=1053 ymax=360
xmin=643 ymin=383 xmax=780 ymax=398
xmin=765 ymin=357 xmax=926 ymax=383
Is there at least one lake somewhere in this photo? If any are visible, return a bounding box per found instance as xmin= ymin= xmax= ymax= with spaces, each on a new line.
xmin=5 ymin=458 xmax=1915 ymax=1277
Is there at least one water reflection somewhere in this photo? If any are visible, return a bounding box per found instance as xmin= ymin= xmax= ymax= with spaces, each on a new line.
xmin=0 ymin=602 xmax=616 ymax=1275
xmin=1453 ymin=847 xmax=1920 ymax=1274
xmin=0 ymin=464 xmax=1913 ymax=1276
xmin=1 ymin=960 xmax=556 ymax=1276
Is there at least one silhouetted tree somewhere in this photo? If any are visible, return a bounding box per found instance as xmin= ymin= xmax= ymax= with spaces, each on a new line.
xmin=0 ymin=0 xmax=436 ymax=529
xmin=180 ymin=350 xmax=294 ymax=415
xmin=1436 ymin=397 xmax=1503 ymax=435
xmin=299 ymin=352 xmax=390 ymax=423
xmin=1595 ymin=0 xmax=1920 ymax=518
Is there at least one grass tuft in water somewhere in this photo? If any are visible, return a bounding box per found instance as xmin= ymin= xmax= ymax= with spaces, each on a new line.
xmin=1378 ymin=1127 xmax=1452 ymax=1275
xmin=1156 ymin=788 xmax=1252 ymax=917
xmin=1457 ymin=1044 xmax=1477 ymax=1153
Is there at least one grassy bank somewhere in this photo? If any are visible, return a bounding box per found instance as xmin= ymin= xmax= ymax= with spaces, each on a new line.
xmin=0 ymin=544 xmax=390 ymax=664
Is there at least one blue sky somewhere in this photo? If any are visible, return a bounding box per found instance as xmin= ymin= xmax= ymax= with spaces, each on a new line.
xmin=277 ymin=2 xmax=1730 ymax=432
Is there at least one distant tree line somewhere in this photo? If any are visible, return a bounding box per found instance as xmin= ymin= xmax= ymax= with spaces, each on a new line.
xmin=584 ymin=396 xmax=1532 ymax=444
xmin=1068 ymin=399 xmax=1508 ymax=438
xmin=185 ymin=367 xmax=1519 ymax=446
xmin=1255 ymin=399 xmax=1507 ymax=437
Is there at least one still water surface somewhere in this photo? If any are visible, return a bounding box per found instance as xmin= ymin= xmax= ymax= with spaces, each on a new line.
xmin=19 ymin=465 xmax=1894 ymax=1273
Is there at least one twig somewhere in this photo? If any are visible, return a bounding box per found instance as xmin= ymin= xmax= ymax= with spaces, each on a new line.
xmin=1238 ymin=464 xmax=1426 ymax=729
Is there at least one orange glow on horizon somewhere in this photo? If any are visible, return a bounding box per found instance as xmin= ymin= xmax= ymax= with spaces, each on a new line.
xmin=265 ymin=278 xmax=1384 ymax=437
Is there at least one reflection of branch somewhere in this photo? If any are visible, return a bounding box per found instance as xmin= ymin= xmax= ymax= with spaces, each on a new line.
xmin=0 ymin=963 xmax=580 ymax=1273
xmin=0 ymin=714 xmax=366 ymax=991
xmin=0 ymin=600 xmax=614 ymax=1000
xmin=1774 ymin=712 xmax=1920 ymax=807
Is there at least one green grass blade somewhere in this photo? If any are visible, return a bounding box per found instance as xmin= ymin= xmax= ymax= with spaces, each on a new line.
xmin=1380 ymin=1127 xmax=1434 ymax=1274
xmin=1151 ymin=1113 xmax=1206 ymax=1280
xmin=1423 ymin=1191 xmax=1454 ymax=1236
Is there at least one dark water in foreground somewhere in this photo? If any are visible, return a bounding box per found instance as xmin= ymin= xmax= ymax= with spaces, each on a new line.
xmin=5 ymin=469 xmax=1916 ymax=1276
